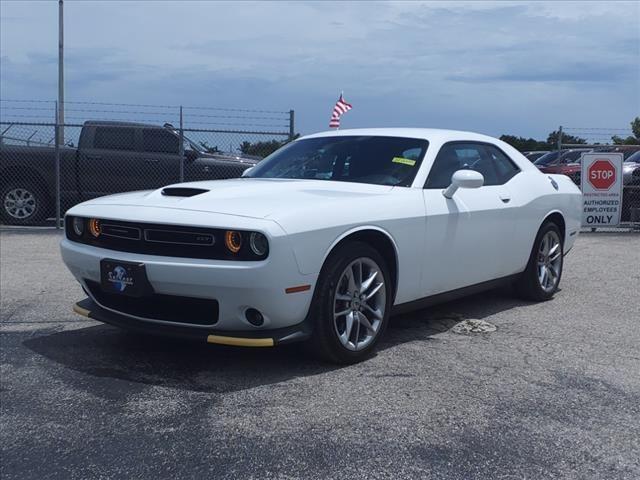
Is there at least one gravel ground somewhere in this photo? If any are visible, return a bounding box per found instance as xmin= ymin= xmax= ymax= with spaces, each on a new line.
xmin=1 ymin=228 xmax=639 ymax=480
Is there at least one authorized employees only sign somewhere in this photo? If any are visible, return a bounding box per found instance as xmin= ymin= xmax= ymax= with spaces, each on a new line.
xmin=580 ymin=152 xmax=623 ymax=227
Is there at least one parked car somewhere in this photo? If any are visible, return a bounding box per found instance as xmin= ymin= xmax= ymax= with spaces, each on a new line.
xmin=591 ymin=145 xmax=640 ymax=160
xmin=620 ymin=151 xmax=640 ymax=223
xmin=534 ymin=149 xmax=583 ymax=169
xmin=0 ymin=121 xmax=258 ymax=225
xmin=535 ymin=148 xmax=592 ymax=185
xmin=568 ymin=145 xmax=640 ymax=188
xmin=62 ymin=128 xmax=582 ymax=363
xmin=623 ymin=150 xmax=640 ymax=186
xmin=523 ymin=151 xmax=549 ymax=162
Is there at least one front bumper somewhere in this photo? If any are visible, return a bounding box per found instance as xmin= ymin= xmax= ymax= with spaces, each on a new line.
xmin=73 ymin=298 xmax=311 ymax=346
xmin=61 ymin=237 xmax=317 ymax=331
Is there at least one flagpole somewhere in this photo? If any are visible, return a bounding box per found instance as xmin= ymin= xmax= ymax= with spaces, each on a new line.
xmin=337 ymin=90 xmax=343 ymax=130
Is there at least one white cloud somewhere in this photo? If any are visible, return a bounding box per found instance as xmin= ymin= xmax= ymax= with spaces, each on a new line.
xmin=1 ymin=0 xmax=638 ymax=137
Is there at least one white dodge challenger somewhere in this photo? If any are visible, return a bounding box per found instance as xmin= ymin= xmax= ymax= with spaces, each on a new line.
xmin=62 ymin=128 xmax=582 ymax=363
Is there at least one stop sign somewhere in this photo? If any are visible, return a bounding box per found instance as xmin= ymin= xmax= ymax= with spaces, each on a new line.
xmin=587 ymin=159 xmax=616 ymax=190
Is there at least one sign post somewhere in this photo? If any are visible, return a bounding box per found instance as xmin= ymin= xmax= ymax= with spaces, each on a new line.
xmin=580 ymin=152 xmax=623 ymax=228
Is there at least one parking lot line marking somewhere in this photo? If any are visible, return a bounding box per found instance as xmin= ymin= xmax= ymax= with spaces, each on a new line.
xmin=206 ymin=335 xmax=274 ymax=347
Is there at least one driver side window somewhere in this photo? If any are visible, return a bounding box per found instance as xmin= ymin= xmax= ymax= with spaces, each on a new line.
xmin=425 ymin=142 xmax=519 ymax=188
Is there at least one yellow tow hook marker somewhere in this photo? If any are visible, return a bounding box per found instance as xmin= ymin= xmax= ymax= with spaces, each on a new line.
xmin=206 ymin=335 xmax=274 ymax=347
xmin=72 ymin=303 xmax=91 ymax=318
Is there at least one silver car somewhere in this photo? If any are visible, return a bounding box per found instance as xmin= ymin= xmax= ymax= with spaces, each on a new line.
xmin=623 ymin=151 xmax=640 ymax=185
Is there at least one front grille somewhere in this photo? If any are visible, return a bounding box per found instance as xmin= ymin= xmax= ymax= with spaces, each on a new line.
xmin=144 ymin=228 xmax=215 ymax=246
xmin=102 ymin=223 xmax=141 ymax=240
xmin=85 ymin=280 xmax=218 ymax=326
xmin=66 ymin=217 xmax=266 ymax=260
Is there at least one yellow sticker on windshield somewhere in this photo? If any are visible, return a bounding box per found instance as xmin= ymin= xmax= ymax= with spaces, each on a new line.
xmin=392 ymin=157 xmax=416 ymax=166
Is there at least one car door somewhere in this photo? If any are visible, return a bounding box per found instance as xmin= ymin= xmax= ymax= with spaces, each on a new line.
xmin=139 ymin=128 xmax=181 ymax=187
xmin=421 ymin=141 xmax=522 ymax=296
xmin=78 ymin=126 xmax=180 ymax=200
xmin=78 ymin=126 xmax=145 ymax=199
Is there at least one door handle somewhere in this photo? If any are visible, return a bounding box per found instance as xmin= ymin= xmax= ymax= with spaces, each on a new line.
xmin=85 ymin=155 xmax=102 ymax=160
xmin=144 ymin=158 xmax=159 ymax=164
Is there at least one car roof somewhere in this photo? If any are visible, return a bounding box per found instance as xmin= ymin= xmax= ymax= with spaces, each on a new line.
xmin=302 ymin=128 xmax=501 ymax=144
xmin=83 ymin=120 xmax=162 ymax=128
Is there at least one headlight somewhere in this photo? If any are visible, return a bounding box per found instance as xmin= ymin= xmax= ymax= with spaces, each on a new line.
xmin=88 ymin=218 xmax=101 ymax=238
xmin=72 ymin=217 xmax=84 ymax=236
xmin=249 ymin=232 xmax=268 ymax=256
xmin=225 ymin=230 xmax=242 ymax=253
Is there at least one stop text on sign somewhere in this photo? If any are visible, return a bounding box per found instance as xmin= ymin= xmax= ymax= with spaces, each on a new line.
xmin=587 ymin=159 xmax=616 ymax=190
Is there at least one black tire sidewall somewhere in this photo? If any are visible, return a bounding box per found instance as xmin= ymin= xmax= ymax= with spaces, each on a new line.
xmin=0 ymin=183 xmax=48 ymax=225
xmin=310 ymin=241 xmax=392 ymax=364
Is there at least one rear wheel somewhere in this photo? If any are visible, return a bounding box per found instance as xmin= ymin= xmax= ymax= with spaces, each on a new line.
xmin=515 ymin=221 xmax=563 ymax=301
xmin=309 ymin=241 xmax=391 ymax=364
xmin=1 ymin=182 xmax=49 ymax=225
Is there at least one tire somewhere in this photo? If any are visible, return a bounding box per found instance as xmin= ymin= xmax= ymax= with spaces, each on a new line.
xmin=0 ymin=182 xmax=50 ymax=225
xmin=308 ymin=241 xmax=392 ymax=364
xmin=515 ymin=221 xmax=564 ymax=301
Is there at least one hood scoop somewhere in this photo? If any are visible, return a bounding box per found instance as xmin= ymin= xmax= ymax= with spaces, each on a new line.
xmin=161 ymin=187 xmax=209 ymax=197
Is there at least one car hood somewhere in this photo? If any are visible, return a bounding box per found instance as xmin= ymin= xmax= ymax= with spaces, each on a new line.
xmin=79 ymin=178 xmax=394 ymax=220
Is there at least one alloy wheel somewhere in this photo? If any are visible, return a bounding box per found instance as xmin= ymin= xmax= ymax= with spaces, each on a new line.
xmin=333 ymin=257 xmax=386 ymax=351
xmin=537 ymin=230 xmax=562 ymax=293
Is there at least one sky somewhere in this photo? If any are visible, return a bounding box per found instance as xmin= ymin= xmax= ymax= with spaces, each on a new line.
xmin=1 ymin=0 xmax=639 ymax=140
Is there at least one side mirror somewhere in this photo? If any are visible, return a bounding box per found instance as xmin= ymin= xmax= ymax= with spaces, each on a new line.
xmin=184 ymin=149 xmax=199 ymax=162
xmin=241 ymin=166 xmax=254 ymax=177
xmin=442 ymin=169 xmax=484 ymax=199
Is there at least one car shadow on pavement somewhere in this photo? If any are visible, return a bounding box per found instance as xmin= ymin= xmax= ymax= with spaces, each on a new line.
xmin=23 ymin=287 xmax=533 ymax=394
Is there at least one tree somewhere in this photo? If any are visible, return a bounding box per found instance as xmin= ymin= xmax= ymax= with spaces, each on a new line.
xmin=499 ymin=135 xmax=548 ymax=152
xmin=499 ymin=130 xmax=586 ymax=152
xmin=199 ymin=141 xmax=221 ymax=154
xmin=547 ymin=130 xmax=586 ymax=146
xmin=240 ymin=134 xmax=300 ymax=158
xmin=611 ymin=117 xmax=640 ymax=145
xmin=240 ymin=139 xmax=283 ymax=157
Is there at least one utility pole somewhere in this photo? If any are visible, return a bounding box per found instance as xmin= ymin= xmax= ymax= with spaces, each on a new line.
xmin=289 ymin=110 xmax=295 ymax=142
xmin=557 ymin=125 xmax=563 ymax=156
xmin=58 ymin=0 xmax=64 ymax=142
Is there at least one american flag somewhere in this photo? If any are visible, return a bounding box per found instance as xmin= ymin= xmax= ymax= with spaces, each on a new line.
xmin=329 ymin=94 xmax=352 ymax=129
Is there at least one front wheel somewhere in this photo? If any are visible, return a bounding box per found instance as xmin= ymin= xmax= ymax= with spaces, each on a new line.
xmin=515 ymin=221 xmax=564 ymax=301
xmin=309 ymin=241 xmax=392 ymax=364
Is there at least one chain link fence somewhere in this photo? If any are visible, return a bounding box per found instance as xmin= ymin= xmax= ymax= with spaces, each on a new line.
xmin=0 ymin=100 xmax=294 ymax=226
xmin=556 ymin=126 xmax=640 ymax=232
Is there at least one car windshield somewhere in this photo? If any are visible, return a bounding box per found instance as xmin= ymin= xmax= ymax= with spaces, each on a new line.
xmin=183 ymin=134 xmax=204 ymax=153
xmin=560 ymin=150 xmax=588 ymax=164
xmin=625 ymin=151 xmax=640 ymax=163
xmin=525 ymin=152 xmax=547 ymax=161
xmin=534 ymin=151 xmax=561 ymax=166
xmin=165 ymin=128 xmax=203 ymax=153
xmin=246 ymin=136 xmax=429 ymax=187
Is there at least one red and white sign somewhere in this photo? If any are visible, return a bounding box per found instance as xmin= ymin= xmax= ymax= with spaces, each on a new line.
xmin=580 ymin=153 xmax=623 ymax=227
xmin=587 ymin=159 xmax=616 ymax=190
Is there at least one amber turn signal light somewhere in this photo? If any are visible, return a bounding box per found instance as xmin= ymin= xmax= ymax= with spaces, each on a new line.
xmin=88 ymin=218 xmax=101 ymax=237
xmin=225 ymin=230 xmax=242 ymax=253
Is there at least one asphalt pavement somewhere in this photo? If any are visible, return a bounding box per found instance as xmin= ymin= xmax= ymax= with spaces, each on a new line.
xmin=1 ymin=228 xmax=639 ymax=479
